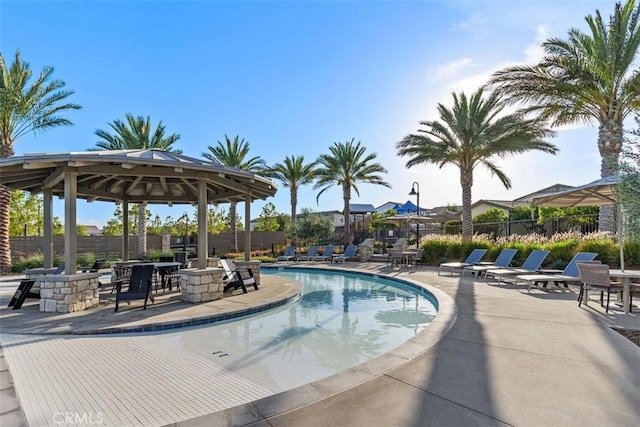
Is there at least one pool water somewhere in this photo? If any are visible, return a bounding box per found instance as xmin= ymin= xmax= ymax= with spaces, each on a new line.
xmin=156 ymin=269 xmax=438 ymax=393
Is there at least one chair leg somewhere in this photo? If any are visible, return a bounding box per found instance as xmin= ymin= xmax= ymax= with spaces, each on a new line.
xmin=605 ymin=290 xmax=610 ymax=314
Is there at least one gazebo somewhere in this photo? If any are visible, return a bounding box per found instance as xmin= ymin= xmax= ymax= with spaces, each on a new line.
xmin=0 ymin=149 xmax=278 ymax=312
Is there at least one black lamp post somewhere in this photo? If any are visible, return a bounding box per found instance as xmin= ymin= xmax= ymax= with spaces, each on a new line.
xmin=409 ymin=182 xmax=420 ymax=246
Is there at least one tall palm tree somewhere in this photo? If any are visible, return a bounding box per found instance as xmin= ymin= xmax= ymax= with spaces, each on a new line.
xmin=488 ymin=0 xmax=640 ymax=232
xmin=396 ymin=87 xmax=557 ymax=241
xmin=264 ymin=155 xmax=316 ymax=224
xmin=202 ymin=134 xmax=266 ymax=252
xmin=0 ymin=50 xmax=81 ymax=272
xmin=94 ymin=114 xmax=180 ymax=259
xmin=315 ymin=139 xmax=390 ymax=245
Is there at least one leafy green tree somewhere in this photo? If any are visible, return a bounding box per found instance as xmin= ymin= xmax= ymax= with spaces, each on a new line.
xmin=0 ymin=50 xmax=81 ymax=272
xmin=264 ymin=155 xmax=316 ymax=224
xmin=509 ymin=205 xmax=537 ymax=221
xmin=370 ymin=209 xmax=398 ymax=234
xmin=396 ymin=87 xmax=557 ymax=241
xmin=93 ymin=114 xmax=180 ymax=258
xmin=202 ymin=135 xmax=265 ymax=251
xmin=315 ymin=139 xmax=390 ymax=244
xmin=488 ymin=0 xmax=640 ymax=232
xmin=473 ymin=208 xmax=508 ymax=224
xmin=255 ymin=202 xmax=281 ymax=231
xmin=101 ymin=204 xmax=139 ymax=236
xmin=290 ymin=208 xmax=333 ymax=246
xmin=9 ymin=191 xmax=41 ymax=236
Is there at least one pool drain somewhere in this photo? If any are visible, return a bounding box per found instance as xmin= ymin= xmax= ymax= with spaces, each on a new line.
xmin=212 ymin=350 xmax=229 ymax=357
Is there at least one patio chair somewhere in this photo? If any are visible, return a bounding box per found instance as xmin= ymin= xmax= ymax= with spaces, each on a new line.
xmin=484 ymin=250 xmax=550 ymax=284
xmin=407 ymin=248 xmax=424 ymax=268
xmin=114 ymin=263 xmax=155 ymax=312
xmin=387 ymin=248 xmax=404 ymax=268
xmin=220 ymin=259 xmax=258 ymax=293
xmin=438 ymin=249 xmax=488 ymax=276
xmin=332 ymin=245 xmax=358 ymax=263
xmin=515 ymin=252 xmax=598 ymax=292
xmin=109 ymin=264 xmax=132 ymax=293
xmin=276 ymin=246 xmax=296 ymax=262
xmin=80 ymin=259 xmax=105 ymax=273
xmin=462 ymin=248 xmax=518 ymax=278
xmin=577 ymin=262 xmax=623 ymax=313
xmin=296 ymin=245 xmax=319 ymax=262
xmin=312 ymin=245 xmax=334 ymax=262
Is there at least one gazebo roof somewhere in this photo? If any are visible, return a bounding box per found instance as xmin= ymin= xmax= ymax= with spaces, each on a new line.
xmin=0 ymin=149 xmax=277 ymax=204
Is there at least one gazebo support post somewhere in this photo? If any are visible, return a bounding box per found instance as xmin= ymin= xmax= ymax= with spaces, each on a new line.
xmin=64 ymin=172 xmax=77 ymax=274
xmin=197 ymin=178 xmax=208 ymax=269
xmin=122 ymin=198 xmax=129 ymax=261
xmin=43 ymin=188 xmax=53 ymax=269
xmin=244 ymin=193 xmax=251 ymax=261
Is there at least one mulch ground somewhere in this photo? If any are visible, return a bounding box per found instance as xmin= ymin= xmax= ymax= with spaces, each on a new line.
xmin=614 ymin=329 xmax=640 ymax=347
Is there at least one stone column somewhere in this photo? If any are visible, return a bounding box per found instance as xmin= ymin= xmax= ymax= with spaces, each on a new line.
xmin=161 ymin=232 xmax=171 ymax=252
xmin=180 ymin=268 xmax=226 ymax=303
xmin=38 ymin=273 xmax=100 ymax=313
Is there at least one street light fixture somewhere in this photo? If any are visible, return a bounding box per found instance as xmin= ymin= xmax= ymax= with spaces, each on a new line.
xmin=409 ymin=182 xmax=420 ymax=247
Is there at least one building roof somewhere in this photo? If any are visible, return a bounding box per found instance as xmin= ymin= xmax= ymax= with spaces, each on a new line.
xmin=471 ymin=199 xmax=529 ymax=210
xmin=0 ymin=149 xmax=278 ymax=204
xmin=346 ymin=204 xmax=376 ymax=214
xmin=514 ymin=183 xmax=575 ymax=202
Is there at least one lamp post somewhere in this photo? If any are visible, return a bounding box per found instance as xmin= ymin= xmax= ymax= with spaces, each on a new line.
xmin=409 ymin=182 xmax=420 ymax=247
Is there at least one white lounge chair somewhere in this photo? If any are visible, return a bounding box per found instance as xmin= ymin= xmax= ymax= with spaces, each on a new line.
xmin=438 ymin=249 xmax=488 ymax=276
xmin=332 ymin=245 xmax=358 ymax=263
xmin=276 ymin=246 xmax=296 ymax=262
xmin=462 ymin=248 xmax=518 ymax=278
xmin=297 ymin=246 xmax=319 ymax=262
xmin=484 ymin=250 xmax=550 ymax=284
xmin=515 ymin=252 xmax=598 ymax=291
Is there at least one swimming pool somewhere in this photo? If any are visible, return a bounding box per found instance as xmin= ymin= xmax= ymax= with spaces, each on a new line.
xmin=157 ymin=268 xmax=438 ymax=394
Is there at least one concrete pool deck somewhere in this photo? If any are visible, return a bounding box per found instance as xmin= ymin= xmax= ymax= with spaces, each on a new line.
xmin=1 ymin=262 xmax=639 ymax=426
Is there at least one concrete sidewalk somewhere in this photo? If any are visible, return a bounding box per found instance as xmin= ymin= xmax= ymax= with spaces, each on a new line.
xmin=1 ymin=263 xmax=639 ymax=427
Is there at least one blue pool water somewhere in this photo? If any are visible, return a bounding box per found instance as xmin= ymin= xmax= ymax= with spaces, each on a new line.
xmin=157 ymin=268 xmax=438 ymax=393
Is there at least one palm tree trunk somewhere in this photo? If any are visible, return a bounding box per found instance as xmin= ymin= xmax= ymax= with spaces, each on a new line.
xmin=290 ymin=186 xmax=297 ymax=224
xmin=290 ymin=187 xmax=297 ymax=246
xmin=460 ymin=169 xmax=473 ymax=241
xmin=597 ymin=119 xmax=623 ymax=234
xmin=343 ymin=184 xmax=351 ymax=245
xmin=230 ymin=202 xmax=238 ymax=252
xmin=0 ymin=140 xmax=14 ymax=273
xmin=0 ymin=185 xmax=12 ymax=273
xmin=137 ymin=202 xmax=147 ymax=259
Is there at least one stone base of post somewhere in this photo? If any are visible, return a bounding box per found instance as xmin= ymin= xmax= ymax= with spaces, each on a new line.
xmin=38 ymin=273 xmax=100 ymax=313
xmin=180 ymin=268 xmax=226 ymax=303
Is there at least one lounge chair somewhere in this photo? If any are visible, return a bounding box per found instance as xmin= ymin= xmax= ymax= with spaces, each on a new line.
xmin=462 ymin=248 xmax=518 ymax=278
xmin=80 ymin=259 xmax=105 ymax=273
xmin=220 ymin=259 xmax=258 ymax=293
xmin=515 ymin=252 xmax=598 ymax=291
xmin=297 ymin=246 xmax=319 ymax=262
xmin=313 ymin=245 xmax=334 ymax=262
xmin=276 ymin=246 xmax=296 ymax=262
xmin=484 ymin=250 xmax=550 ymax=284
xmin=114 ymin=263 xmax=155 ymax=312
xmin=332 ymin=245 xmax=358 ymax=263
xmin=576 ymin=262 xmax=623 ymax=313
xmin=390 ymin=237 xmax=407 ymax=251
xmin=438 ymin=249 xmax=488 ymax=276
xmin=358 ymin=238 xmax=375 ymax=261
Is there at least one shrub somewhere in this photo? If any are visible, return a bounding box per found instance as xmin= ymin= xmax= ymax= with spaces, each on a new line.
xmin=77 ymin=252 xmax=96 ymax=268
xmin=421 ymin=240 xmax=449 ymax=265
xmin=576 ymin=237 xmax=618 ymax=267
xmin=623 ymin=239 xmax=640 ymax=268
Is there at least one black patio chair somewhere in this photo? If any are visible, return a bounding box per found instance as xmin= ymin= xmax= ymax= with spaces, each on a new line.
xmin=114 ymin=263 xmax=155 ymax=312
xmin=81 ymin=259 xmax=106 ymax=273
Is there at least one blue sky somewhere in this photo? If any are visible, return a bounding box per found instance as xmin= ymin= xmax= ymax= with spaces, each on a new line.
xmin=1 ymin=0 xmax=621 ymax=227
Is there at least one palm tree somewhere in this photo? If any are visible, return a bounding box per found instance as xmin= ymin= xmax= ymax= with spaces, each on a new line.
xmin=315 ymin=139 xmax=390 ymax=245
xmin=264 ymin=155 xmax=316 ymax=224
xmin=202 ymin=135 xmax=266 ymax=252
xmin=94 ymin=114 xmax=180 ymax=259
xmin=396 ymin=88 xmax=557 ymax=241
xmin=0 ymin=50 xmax=81 ymax=272
xmin=488 ymin=0 xmax=640 ymax=232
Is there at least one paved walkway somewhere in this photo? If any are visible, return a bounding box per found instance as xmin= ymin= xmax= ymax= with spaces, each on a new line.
xmin=1 ymin=262 xmax=638 ymax=427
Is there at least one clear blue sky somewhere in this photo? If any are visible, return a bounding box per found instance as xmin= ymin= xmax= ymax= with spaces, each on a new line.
xmin=1 ymin=0 xmax=619 ymax=227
